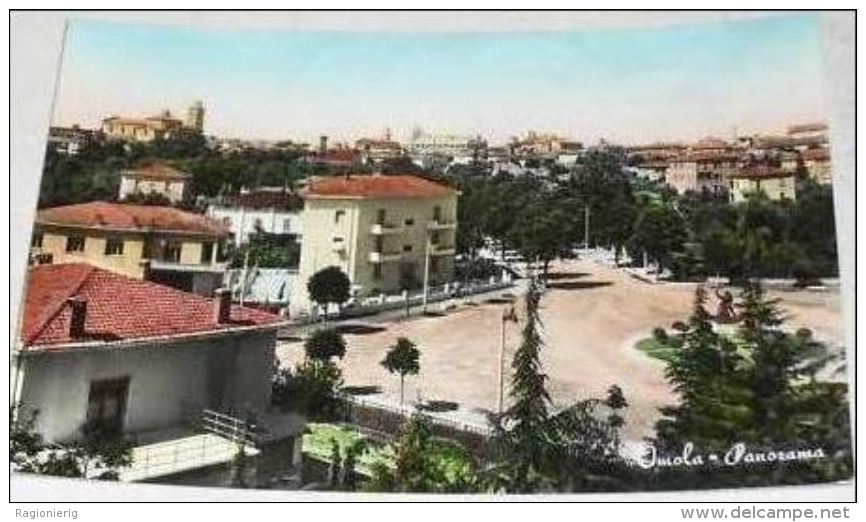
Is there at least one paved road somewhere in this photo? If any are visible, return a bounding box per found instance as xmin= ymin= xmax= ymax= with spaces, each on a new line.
xmin=276 ymin=258 xmax=843 ymax=444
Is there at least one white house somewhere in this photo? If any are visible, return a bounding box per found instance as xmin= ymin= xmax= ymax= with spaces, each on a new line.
xmin=118 ymin=162 xmax=191 ymax=204
xmin=207 ymin=190 xmax=304 ymax=246
xmin=12 ymin=263 xmax=284 ymax=443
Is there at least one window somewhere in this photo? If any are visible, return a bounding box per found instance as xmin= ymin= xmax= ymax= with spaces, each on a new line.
xmin=282 ymin=218 xmax=292 ymax=233
xmin=335 ymin=210 xmax=346 ymax=225
xmin=66 ymin=235 xmax=86 ymax=253
xmin=30 ymin=232 xmax=43 ymax=248
xmin=163 ymin=241 xmax=182 ymax=263
xmin=431 ymin=231 xmax=440 ymax=245
xmin=85 ymin=378 xmax=129 ymax=436
xmin=222 ymin=216 xmax=232 ymax=227
xmin=104 ymin=238 xmax=124 ymax=256
xmin=404 ymin=218 xmax=414 ymax=226
xmin=430 ymin=256 xmax=440 ymax=274
xmin=375 ymin=236 xmax=384 ymax=253
xmin=201 ymin=242 xmax=214 ymax=264
xmin=403 ymin=245 xmax=413 ymax=253
xmin=433 ymin=205 xmax=442 ymax=222
xmin=377 ymin=209 xmax=386 ymax=225
xmin=373 ymin=264 xmax=382 ymax=279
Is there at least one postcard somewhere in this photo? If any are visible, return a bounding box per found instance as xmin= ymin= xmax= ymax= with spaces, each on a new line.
xmin=10 ymin=12 xmax=854 ymax=498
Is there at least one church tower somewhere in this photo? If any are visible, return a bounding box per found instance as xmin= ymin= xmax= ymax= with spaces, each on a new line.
xmin=186 ymin=100 xmax=205 ymax=132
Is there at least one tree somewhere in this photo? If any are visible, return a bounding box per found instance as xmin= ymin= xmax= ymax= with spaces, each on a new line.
xmin=485 ymin=278 xmax=629 ymax=492
xmin=381 ymin=337 xmax=421 ymax=405
xmin=304 ymin=328 xmax=347 ymax=362
xmin=10 ymin=404 xmax=133 ymax=480
xmin=650 ymin=283 xmax=852 ymax=488
xmin=652 ymin=286 xmax=747 ymax=453
xmin=365 ymin=414 xmax=478 ymax=493
xmin=272 ymin=360 xmax=343 ymax=419
xmin=307 ymin=266 xmax=351 ymax=319
xmin=628 ymin=201 xmax=688 ymax=276
xmin=512 ymin=195 xmax=574 ymax=278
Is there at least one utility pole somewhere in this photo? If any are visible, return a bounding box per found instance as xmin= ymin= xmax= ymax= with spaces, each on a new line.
xmin=239 ymin=250 xmax=250 ymax=306
xmin=499 ymin=304 xmax=518 ymax=414
xmin=584 ymin=205 xmax=591 ymax=250
xmin=422 ymin=235 xmax=431 ymax=313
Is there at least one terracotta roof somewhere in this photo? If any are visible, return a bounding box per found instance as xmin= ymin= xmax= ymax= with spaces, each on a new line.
xmin=19 ymin=264 xmax=280 ymax=349
xmin=730 ymin=165 xmax=794 ymax=179
xmin=671 ymin=151 xmax=741 ymax=163
xmin=220 ymin=190 xmax=304 ymax=211
xmin=303 ymin=174 xmax=458 ymax=200
xmin=801 ymin=148 xmax=831 ymax=161
xmin=122 ymin=162 xmax=191 ymax=181
xmin=787 ymin=122 xmax=828 ymax=135
xmin=37 ymin=202 xmax=230 ymax=236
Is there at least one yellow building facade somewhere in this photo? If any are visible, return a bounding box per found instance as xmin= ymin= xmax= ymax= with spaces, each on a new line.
xmin=292 ymin=174 xmax=459 ymax=316
xmin=31 ymin=202 xmax=229 ymax=295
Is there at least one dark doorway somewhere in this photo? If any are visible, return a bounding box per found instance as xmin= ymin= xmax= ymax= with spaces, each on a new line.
xmin=85 ymin=377 xmax=130 ymax=435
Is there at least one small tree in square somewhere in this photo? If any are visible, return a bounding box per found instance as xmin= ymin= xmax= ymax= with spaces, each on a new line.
xmin=307 ymin=266 xmax=351 ymax=320
xmin=304 ymin=328 xmax=347 ymax=362
xmin=381 ymin=337 xmax=420 ymax=405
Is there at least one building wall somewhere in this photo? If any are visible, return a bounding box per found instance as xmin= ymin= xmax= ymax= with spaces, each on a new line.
xmin=207 ymin=206 xmax=303 ymax=245
xmin=665 ymin=162 xmax=698 ymax=193
xmin=34 ymin=225 xmax=223 ymax=281
xmin=805 ymin=160 xmax=832 ymax=184
xmin=118 ymin=177 xmax=187 ymax=203
xmin=730 ymin=176 xmax=797 ymax=203
xmin=291 ymin=194 xmax=457 ymax=316
xmin=15 ymin=330 xmax=277 ymax=443
xmin=37 ymin=228 xmax=148 ymax=279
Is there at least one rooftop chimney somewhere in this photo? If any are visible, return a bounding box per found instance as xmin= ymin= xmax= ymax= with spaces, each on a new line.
xmin=213 ymin=288 xmax=232 ymax=325
xmin=68 ymin=298 xmax=88 ymax=338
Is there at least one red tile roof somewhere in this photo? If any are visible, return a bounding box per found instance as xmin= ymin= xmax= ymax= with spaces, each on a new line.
xmin=787 ymin=122 xmax=828 ymax=135
xmin=220 ymin=190 xmax=304 ymax=211
xmin=37 ymin=202 xmax=230 ymax=236
xmin=671 ymin=151 xmax=741 ymax=164
xmin=20 ymin=264 xmax=280 ymax=349
xmin=123 ymin=162 xmax=191 ymax=181
xmin=303 ymin=174 xmax=457 ymax=200
xmin=730 ymin=165 xmax=794 ymax=179
xmin=801 ymin=147 xmax=831 ymax=162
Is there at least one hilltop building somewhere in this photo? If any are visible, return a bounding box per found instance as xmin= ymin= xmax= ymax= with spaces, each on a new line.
xmin=118 ymin=162 xmax=191 ymax=204
xmin=102 ymin=101 xmax=205 ymax=142
xmin=729 ymin=165 xmax=797 ymax=203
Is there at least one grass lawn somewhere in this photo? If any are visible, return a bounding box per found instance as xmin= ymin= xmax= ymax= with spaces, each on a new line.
xmin=302 ymin=423 xmax=386 ymax=476
xmin=302 ymin=422 xmax=477 ymax=485
xmin=635 ymin=337 xmax=680 ymax=364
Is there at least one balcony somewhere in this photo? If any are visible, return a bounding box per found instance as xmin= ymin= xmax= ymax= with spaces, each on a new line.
xmin=368 ymin=251 xmax=403 ymax=264
xmin=429 ymin=245 xmax=456 ymax=256
xmin=147 ymin=259 xmax=227 ymax=273
xmin=427 ymin=219 xmax=457 ymax=231
xmin=370 ymin=223 xmax=401 ymax=235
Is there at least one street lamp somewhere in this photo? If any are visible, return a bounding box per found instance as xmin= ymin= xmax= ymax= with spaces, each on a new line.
xmin=498 ymin=303 xmax=519 ymax=414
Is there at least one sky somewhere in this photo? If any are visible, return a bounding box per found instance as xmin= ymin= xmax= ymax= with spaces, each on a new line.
xmin=52 ymin=14 xmax=829 ymax=145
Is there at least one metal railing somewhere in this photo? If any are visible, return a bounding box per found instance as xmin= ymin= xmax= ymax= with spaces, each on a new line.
xmin=341 ymin=393 xmax=495 ymax=439
xmin=201 ymin=409 xmax=265 ymax=448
